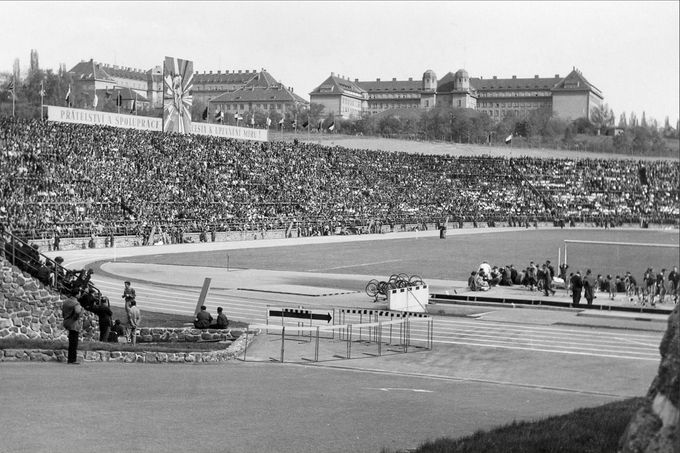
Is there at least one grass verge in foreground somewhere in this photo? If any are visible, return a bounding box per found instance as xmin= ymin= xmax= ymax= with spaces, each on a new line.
xmin=401 ymin=397 xmax=644 ymax=453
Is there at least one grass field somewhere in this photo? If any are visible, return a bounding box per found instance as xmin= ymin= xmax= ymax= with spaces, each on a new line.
xmin=122 ymin=228 xmax=679 ymax=282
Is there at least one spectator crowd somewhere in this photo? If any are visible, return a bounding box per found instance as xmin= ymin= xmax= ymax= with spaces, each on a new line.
xmin=1 ymin=118 xmax=678 ymax=242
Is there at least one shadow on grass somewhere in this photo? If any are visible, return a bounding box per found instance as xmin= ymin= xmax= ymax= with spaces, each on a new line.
xmin=386 ymin=397 xmax=645 ymax=453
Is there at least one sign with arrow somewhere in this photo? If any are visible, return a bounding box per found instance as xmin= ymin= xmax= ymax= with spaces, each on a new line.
xmin=269 ymin=308 xmax=332 ymax=323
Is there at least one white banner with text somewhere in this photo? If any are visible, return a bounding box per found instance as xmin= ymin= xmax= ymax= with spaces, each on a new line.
xmin=190 ymin=122 xmax=268 ymax=142
xmin=46 ymin=106 xmax=268 ymax=142
xmin=47 ymin=106 xmax=162 ymax=131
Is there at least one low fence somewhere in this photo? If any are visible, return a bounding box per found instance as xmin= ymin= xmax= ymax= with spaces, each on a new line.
xmin=243 ymin=314 xmax=433 ymax=363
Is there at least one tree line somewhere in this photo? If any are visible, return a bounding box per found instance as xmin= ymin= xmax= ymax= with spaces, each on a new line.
xmin=2 ymin=70 xmax=677 ymax=157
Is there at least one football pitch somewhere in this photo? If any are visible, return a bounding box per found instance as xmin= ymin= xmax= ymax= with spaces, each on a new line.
xmin=121 ymin=228 xmax=679 ymax=283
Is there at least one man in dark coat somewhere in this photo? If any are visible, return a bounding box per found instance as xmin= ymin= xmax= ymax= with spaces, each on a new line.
xmin=570 ymin=271 xmax=583 ymax=307
xmin=62 ymin=290 xmax=83 ymax=364
xmin=583 ymin=269 xmax=595 ymax=305
xmin=89 ymin=296 xmax=113 ymax=342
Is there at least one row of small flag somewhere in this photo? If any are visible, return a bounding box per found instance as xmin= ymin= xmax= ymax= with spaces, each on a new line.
xmin=203 ymin=107 xmax=335 ymax=130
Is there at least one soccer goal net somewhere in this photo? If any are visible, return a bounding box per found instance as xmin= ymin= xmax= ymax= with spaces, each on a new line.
xmin=562 ymin=240 xmax=679 ymax=281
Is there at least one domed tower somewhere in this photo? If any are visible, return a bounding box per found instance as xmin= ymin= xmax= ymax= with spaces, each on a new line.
xmin=454 ymin=68 xmax=469 ymax=91
xmin=422 ymin=69 xmax=437 ymax=91
xmin=420 ymin=69 xmax=437 ymax=109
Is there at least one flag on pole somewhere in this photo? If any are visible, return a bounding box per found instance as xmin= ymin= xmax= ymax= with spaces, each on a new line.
xmin=250 ymin=115 xmax=255 ymax=126
xmin=116 ymin=92 xmax=122 ymax=107
xmin=202 ymin=107 xmax=208 ymax=120
xmin=93 ymin=92 xmax=99 ymax=108
xmin=505 ymin=133 xmax=513 ymax=144
xmin=317 ymin=119 xmax=323 ymax=131
xmin=328 ymin=122 xmax=335 ymax=131
xmin=130 ymin=99 xmax=136 ymax=114
xmin=266 ymin=117 xmax=271 ymax=127
xmin=278 ymin=118 xmax=284 ymax=125
xmin=234 ymin=113 xmax=238 ymax=120
xmin=64 ymin=84 xmax=71 ymax=106
xmin=39 ymin=81 xmax=46 ymax=97
xmin=7 ymin=77 xmax=14 ymax=93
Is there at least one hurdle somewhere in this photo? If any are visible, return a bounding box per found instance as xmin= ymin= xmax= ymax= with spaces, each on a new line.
xmin=243 ymin=316 xmax=433 ymax=363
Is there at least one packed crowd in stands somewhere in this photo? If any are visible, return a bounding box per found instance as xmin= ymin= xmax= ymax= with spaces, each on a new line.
xmin=1 ymin=118 xmax=678 ymax=241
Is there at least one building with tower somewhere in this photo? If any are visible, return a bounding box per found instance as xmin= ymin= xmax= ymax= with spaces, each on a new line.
xmin=310 ymin=67 xmax=602 ymax=122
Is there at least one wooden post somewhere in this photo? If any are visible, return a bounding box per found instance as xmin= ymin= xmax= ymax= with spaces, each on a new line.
xmin=194 ymin=278 xmax=212 ymax=316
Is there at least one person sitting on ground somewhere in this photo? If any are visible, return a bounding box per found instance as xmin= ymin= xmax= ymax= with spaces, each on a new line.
xmin=499 ymin=266 xmax=513 ymax=286
xmin=467 ymin=271 xmax=478 ymax=291
xmin=475 ymin=271 xmax=490 ymax=291
xmin=488 ymin=266 xmax=501 ymax=286
xmin=109 ymin=319 xmax=125 ymax=342
xmin=209 ymin=307 xmax=229 ymax=329
xmin=194 ymin=305 xmax=213 ymax=329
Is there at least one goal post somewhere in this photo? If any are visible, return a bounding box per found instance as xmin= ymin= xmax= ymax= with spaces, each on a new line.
xmin=562 ymin=240 xmax=679 ymax=279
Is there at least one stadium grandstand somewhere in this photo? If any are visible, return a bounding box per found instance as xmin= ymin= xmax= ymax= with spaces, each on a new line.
xmin=1 ymin=118 xmax=678 ymax=243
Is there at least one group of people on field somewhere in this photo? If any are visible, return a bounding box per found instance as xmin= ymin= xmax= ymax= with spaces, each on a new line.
xmin=565 ymin=266 xmax=678 ymax=307
xmin=467 ymin=258 xmax=679 ymax=308
xmin=468 ymin=259 xmax=565 ymax=297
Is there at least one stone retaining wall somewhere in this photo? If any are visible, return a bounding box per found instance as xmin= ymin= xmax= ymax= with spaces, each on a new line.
xmin=0 ymin=259 xmax=91 ymax=341
xmin=0 ymin=331 xmax=253 ymax=364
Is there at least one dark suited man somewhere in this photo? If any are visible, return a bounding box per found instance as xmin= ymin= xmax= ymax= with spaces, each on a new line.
xmin=570 ymin=271 xmax=583 ymax=307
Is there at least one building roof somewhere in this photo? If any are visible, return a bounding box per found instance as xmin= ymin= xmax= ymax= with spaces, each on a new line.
xmin=69 ymin=60 xmax=114 ymax=82
xmin=211 ymin=84 xmax=308 ymax=105
xmin=193 ymin=70 xmax=258 ymax=85
xmin=310 ymin=74 xmax=366 ymax=98
xmin=469 ymin=74 xmax=561 ymax=91
xmin=552 ymin=68 xmax=603 ymax=97
xmin=357 ymin=78 xmax=421 ymax=93
xmin=69 ymin=59 xmax=149 ymax=82
xmin=435 ymin=71 xmax=476 ymax=94
xmin=244 ymin=70 xmax=279 ymax=88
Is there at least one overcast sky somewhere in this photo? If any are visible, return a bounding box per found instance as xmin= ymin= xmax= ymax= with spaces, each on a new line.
xmin=2 ymin=1 xmax=678 ymax=124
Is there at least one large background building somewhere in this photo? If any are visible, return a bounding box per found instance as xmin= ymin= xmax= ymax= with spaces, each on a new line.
xmin=310 ymin=67 xmax=603 ymax=121
xmin=68 ymin=59 xmax=162 ymax=113
xmin=208 ymin=69 xmax=308 ymax=120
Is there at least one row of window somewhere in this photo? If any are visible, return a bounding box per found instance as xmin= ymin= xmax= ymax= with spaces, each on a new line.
xmin=213 ymin=103 xmax=286 ymax=111
xmin=478 ymin=91 xmax=551 ymax=98
xmin=479 ymin=101 xmax=550 ymax=109
xmin=368 ymin=93 xmax=418 ymax=100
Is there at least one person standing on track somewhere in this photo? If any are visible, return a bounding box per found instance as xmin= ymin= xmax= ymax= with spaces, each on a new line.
xmin=669 ymin=266 xmax=679 ymax=304
xmin=122 ymin=281 xmax=136 ymax=305
xmin=570 ymin=271 xmax=583 ymax=307
xmin=583 ymin=269 xmax=595 ymax=305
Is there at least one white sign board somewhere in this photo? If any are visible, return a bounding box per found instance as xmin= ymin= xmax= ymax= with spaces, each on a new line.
xmin=387 ymin=285 xmax=429 ymax=313
xmin=46 ymin=106 xmax=269 ymax=142
xmin=191 ymin=122 xmax=268 ymax=142
xmin=47 ymin=106 xmax=162 ymax=131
